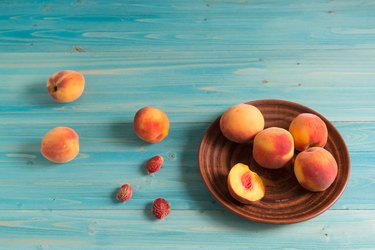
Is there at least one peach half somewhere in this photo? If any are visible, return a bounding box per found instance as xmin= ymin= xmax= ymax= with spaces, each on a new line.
xmin=47 ymin=70 xmax=85 ymax=103
xmin=41 ymin=127 xmax=79 ymax=163
xmin=228 ymin=163 xmax=265 ymax=203
xmin=253 ymin=127 xmax=294 ymax=169
xmin=289 ymin=113 xmax=328 ymax=151
xmin=294 ymin=147 xmax=338 ymax=192
xmin=220 ymin=104 xmax=264 ymax=143
xmin=133 ymin=106 xmax=170 ymax=143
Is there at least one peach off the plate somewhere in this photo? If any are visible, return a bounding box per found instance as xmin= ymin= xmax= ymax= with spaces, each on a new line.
xmin=198 ymin=99 xmax=350 ymax=224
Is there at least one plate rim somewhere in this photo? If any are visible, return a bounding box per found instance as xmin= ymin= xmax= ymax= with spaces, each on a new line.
xmin=198 ymin=99 xmax=350 ymax=224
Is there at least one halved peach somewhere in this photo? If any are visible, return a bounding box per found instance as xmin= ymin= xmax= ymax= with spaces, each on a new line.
xmin=228 ymin=163 xmax=265 ymax=203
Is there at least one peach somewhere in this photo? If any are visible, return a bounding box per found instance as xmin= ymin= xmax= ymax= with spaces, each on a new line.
xmin=41 ymin=127 xmax=79 ymax=163
xmin=228 ymin=163 xmax=265 ymax=203
xmin=294 ymin=147 xmax=338 ymax=192
xmin=47 ymin=70 xmax=85 ymax=103
xmin=289 ymin=113 xmax=328 ymax=151
xmin=220 ymin=104 xmax=264 ymax=143
xmin=133 ymin=106 xmax=169 ymax=143
xmin=253 ymin=127 xmax=294 ymax=169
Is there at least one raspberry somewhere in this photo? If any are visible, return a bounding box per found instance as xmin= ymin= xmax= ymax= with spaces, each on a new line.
xmin=116 ymin=183 xmax=132 ymax=202
xmin=146 ymin=155 xmax=164 ymax=174
xmin=152 ymin=198 xmax=170 ymax=219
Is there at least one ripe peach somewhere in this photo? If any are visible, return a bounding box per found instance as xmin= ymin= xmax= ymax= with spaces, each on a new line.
xmin=133 ymin=106 xmax=170 ymax=143
xmin=228 ymin=163 xmax=265 ymax=203
xmin=289 ymin=113 xmax=328 ymax=151
xmin=41 ymin=127 xmax=79 ymax=163
xmin=220 ymin=104 xmax=264 ymax=143
xmin=253 ymin=127 xmax=294 ymax=169
xmin=47 ymin=70 xmax=85 ymax=103
xmin=294 ymin=147 xmax=338 ymax=192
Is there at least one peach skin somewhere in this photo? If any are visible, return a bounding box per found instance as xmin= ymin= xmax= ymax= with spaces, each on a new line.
xmin=294 ymin=147 xmax=338 ymax=192
xmin=220 ymin=104 xmax=264 ymax=143
xmin=41 ymin=127 xmax=79 ymax=163
xmin=289 ymin=113 xmax=328 ymax=151
xmin=47 ymin=70 xmax=85 ymax=103
xmin=228 ymin=163 xmax=265 ymax=203
xmin=253 ymin=127 xmax=294 ymax=169
xmin=133 ymin=106 xmax=170 ymax=143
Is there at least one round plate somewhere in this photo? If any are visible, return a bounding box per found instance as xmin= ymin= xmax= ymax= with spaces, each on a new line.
xmin=198 ymin=99 xmax=350 ymax=224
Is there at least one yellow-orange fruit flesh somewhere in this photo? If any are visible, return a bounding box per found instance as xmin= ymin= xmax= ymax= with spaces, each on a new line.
xmin=228 ymin=163 xmax=265 ymax=203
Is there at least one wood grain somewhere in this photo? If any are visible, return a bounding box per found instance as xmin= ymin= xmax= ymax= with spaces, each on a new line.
xmin=0 ymin=0 xmax=374 ymax=248
xmin=0 ymin=210 xmax=374 ymax=249
xmin=1 ymin=49 xmax=375 ymax=123
xmin=0 ymin=1 xmax=375 ymax=52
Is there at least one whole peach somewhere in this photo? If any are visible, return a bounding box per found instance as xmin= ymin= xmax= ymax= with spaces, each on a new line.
xmin=133 ymin=106 xmax=170 ymax=143
xmin=47 ymin=70 xmax=85 ymax=103
xmin=220 ymin=104 xmax=264 ymax=143
xmin=294 ymin=147 xmax=338 ymax=192
xmin=41 ymin=127 xmax=79 ymax=163
xmin=289 ymin=113 xmax=328 ymax=151
xmin=253 ymin=127 xmax=294 ymax=169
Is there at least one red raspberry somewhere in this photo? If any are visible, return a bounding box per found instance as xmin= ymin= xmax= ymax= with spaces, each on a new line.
xmin=152 ymin=198 xmax=170 ymax=219
xmin=146 ymin=155 xmax=164 ymax=174
xmin=116 ymin=183 xmax=132 ymax=202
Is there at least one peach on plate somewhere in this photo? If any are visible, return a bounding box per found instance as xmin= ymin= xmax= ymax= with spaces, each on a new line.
xmin=228 ymin=163 xmax=265 ymax=203
xmin=294 ymin=147 xmax=338 ymax=192
xmin=47 ymin=70 xmax=85 ymax=103
xmin=289 ymin=113 xmax=328 ymax=151
xmin=133 ymin=106 xmax=170 ymax=143
xmin=41 ymin=127 xmax=79 ymax=163
xmin=220 ymin=104 xmax=264 ymax=143
xmin=253 ymin=127 xmax=294 ymax=169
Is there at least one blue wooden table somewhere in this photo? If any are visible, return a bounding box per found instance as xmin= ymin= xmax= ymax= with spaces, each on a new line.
xmin=1 ymin=0 xmax=375 ymax=249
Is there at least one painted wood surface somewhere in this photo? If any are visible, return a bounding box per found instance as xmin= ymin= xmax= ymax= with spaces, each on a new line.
xmin=0 ymin=0 xmax=375 ymax=249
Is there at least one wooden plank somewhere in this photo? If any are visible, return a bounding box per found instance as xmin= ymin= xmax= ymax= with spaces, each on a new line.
xmin=1 ymin=50 xmax=375 ymax=89
xmin=0 ymin=209 xmax=374 ymax=249
xmin=0 ymin=1 xmax=375 ymax=52
xmin=0 ymin=50 xmax=374 ymax=123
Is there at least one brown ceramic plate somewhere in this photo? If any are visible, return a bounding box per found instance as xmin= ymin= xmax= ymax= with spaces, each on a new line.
xmin=198 ymin=99 xmax=350 ymax=224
